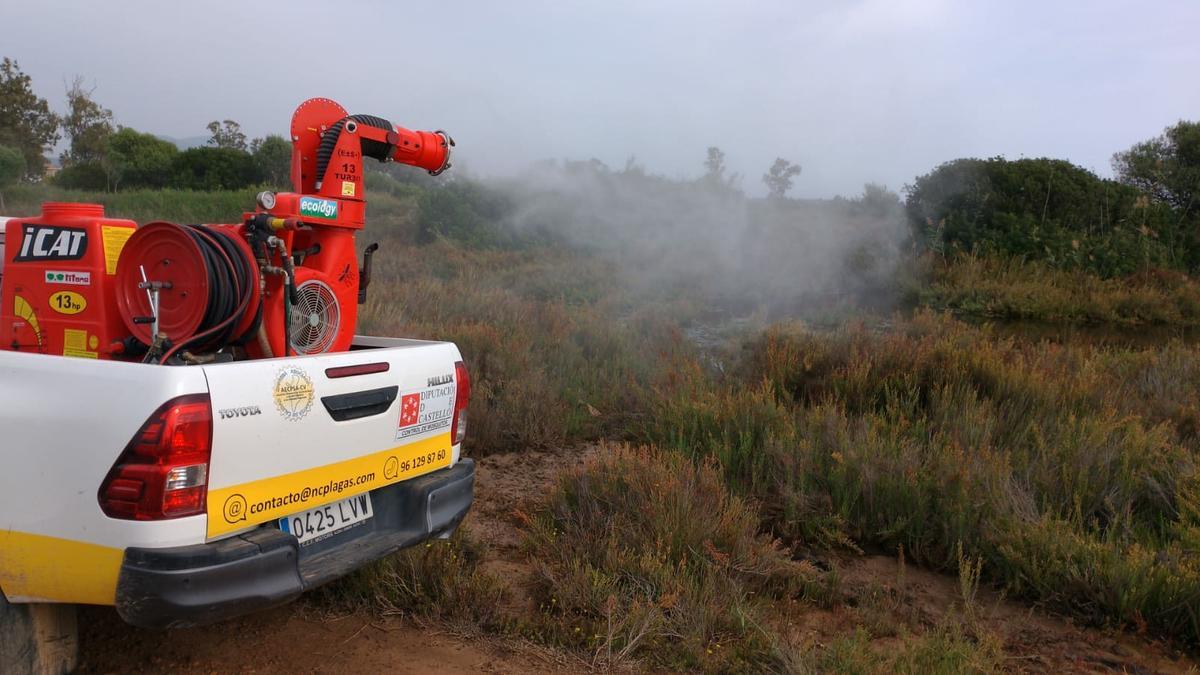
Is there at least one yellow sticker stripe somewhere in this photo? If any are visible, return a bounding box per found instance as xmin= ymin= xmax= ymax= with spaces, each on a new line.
xmin=206 ymin=433 xmax=453 ymax=538
xmin=0 ymin=530 xmax=123 ymax=605
xmin=101 ymin=225 xmax=134 ymax=275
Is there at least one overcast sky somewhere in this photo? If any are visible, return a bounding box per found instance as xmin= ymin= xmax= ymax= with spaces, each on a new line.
xmin=4 ymin=0 xmax=1198 ymax=197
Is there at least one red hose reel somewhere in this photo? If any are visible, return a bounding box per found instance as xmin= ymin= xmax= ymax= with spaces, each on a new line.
xmin=115 ymin=222 xmax=261 ymax=354
xmin=114 ymin=220 xmax=357 ymax=361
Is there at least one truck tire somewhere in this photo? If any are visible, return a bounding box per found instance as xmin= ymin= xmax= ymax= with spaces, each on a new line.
xmin=0 ymin=594 xmax=78 ymax=675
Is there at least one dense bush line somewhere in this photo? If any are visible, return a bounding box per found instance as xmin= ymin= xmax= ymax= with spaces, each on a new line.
xmin=907 ymin=157 xmax=1188 ymax=277
xmin=53 ymin=131 xmax=291 ymax=192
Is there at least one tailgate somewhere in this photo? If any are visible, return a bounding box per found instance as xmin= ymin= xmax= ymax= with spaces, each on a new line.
xmin=201 ymin=338 xmax=463 ymax=540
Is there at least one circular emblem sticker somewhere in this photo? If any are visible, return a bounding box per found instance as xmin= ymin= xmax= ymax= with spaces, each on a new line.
xmin=273 ymin=365 xmax=315 ymax=421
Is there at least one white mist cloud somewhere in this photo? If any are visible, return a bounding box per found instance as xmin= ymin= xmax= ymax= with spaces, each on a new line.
xmin=495 ymin=161 xmax=907 ymax=312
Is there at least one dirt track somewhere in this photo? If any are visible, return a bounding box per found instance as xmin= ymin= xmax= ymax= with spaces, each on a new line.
xmin=79 ymin=604 xmax=558 ymax=674
xmin=79 ymin=447 xmax=1195 ymax=673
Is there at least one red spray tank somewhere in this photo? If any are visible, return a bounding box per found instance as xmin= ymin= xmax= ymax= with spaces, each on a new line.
xmin=0 ymin=203 xmax=137 ymax=358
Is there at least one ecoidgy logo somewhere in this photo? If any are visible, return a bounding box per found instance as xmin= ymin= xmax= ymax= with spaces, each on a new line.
xmin=299 ymin=196 xmax=338 ymax=220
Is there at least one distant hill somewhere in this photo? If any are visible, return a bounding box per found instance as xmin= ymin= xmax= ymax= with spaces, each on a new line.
xmin=154 ymin=134 xmax=209 ymax=150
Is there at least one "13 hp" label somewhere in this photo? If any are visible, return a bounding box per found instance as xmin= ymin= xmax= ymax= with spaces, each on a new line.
xmin=49 ymin=291 xmax=87 ymax=315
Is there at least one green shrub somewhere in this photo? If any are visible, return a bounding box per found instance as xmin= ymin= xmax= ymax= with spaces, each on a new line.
xmin=169 ymin=146 xmax=262 ymax=191
xmin=251 ymin=134 xmax=291 ymax=190
xmin=907 ymin=157 xmax=1184 ymax=276
xmin=105 ymin=128 xmax=178 ymax=190
xmin=312 ymin=527 xmax=506 ymax=632
xmin=521 ymin=443 xmax=816 ymax=671
xmin=53 ymin=161 xmax=108 ymax=190
xmin=415 ymin=180 xmax=517 ymax=247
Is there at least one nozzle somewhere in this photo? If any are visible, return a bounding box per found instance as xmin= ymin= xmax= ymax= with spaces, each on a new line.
xmin=391 ymin=128 xmax=454 ymax=175
xmin=427 ymin=130 xmax=454 ymax=176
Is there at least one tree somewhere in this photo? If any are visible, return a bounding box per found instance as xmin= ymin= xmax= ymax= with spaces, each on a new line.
xmin=704 ymin=147 xmax=726 ymax=181
xmin=60 ymin=77 xmax=113 ymax=168
xmin=105 ymin=126 xmax=177 ymax=189
xmin=0 ymin=58 xmax=59 ymax=179
xmin=1113 ymin=120 xmax=1200 ymax=216
xmin=251 ymin=134 xmax=291 ymax=189
xmin=699 ymin=146 xmax=742 ymax=193
xmin=0 ymin=144 xmax=25 ymax=208
xmin=170 ymin=146 xmax=261 ymax=190
xmin=856 ymin=183 xmax=903 ymax=220
xmin=763 ymin=157 xmax=801 ymax=198
xmin=206 ymin=119 xmax=247 ymax=151
xmin=700 ymin=146 xmax=743 ymax=192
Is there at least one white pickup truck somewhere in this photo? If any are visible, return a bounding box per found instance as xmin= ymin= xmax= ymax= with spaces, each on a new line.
xmin=0 ymin=212 xmax=475 ymax=671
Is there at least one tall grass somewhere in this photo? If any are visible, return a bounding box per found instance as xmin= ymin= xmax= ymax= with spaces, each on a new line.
xmin=819 ymin=623 xmax=1003 ymax=674
xmin=2 ymin=184 xmax=261 ymax=223
xmin=521 ymin=443 xmax=815 ymax=671
xmin=918 ymin=254 xmax=1200 ymax=326
xmin=647 ymin=311 xmax=1200 ymax=646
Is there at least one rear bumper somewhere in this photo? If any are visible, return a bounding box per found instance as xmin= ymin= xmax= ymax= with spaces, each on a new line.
xmin=114 ymin=458 xmax=475 ymax=628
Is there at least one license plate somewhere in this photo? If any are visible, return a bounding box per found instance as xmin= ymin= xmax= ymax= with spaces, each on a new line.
xmin=280 ymin=493 xmax=373 ymax=547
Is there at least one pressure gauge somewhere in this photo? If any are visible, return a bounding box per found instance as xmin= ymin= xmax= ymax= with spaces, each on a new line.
xmin=256 ymin=190 xmax=277 ymax=210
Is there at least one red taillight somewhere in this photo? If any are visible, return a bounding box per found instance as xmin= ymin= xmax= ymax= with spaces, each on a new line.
xmin=450 ymin=360 xmax=470 ymax=447
xmin=98 ymin=394 xmax=212 ymax=520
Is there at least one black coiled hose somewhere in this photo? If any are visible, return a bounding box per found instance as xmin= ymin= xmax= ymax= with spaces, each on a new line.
xmin=153 ymin=225 xmax=256 ymax=364
xmin=314 ymin=114 xmax=394 ymax=184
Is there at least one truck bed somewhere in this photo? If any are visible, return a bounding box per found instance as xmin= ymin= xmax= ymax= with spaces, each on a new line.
xmin=0 ymin=335 xmax=468 ymax=608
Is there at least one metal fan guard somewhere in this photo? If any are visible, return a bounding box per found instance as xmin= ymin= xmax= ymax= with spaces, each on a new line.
xmin=289 ymin=279 xmax=340 ymax=354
